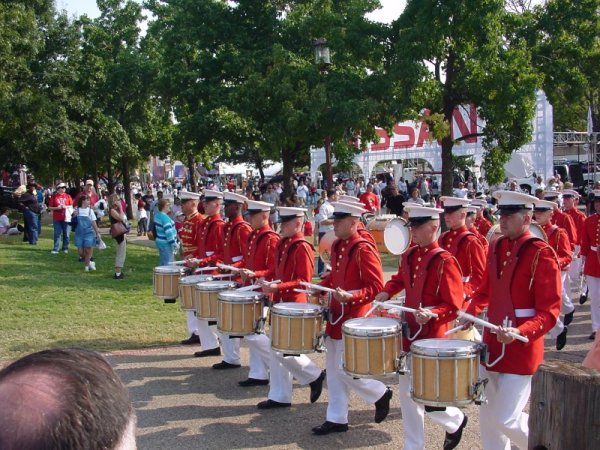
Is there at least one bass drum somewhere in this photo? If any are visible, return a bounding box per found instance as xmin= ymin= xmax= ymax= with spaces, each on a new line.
xmin=486 ymin=222 xmax=547 ymax=244
xmin=366 ymin=215 xmax=397 ymax=254
xmin=383 ymin=217 xmax=412 ymax=255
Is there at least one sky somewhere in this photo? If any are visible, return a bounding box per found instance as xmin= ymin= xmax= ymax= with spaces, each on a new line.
xmin=57 ymin=0 xmax=407 ymax=23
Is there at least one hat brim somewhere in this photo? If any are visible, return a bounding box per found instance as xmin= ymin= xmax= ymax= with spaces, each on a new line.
xmin=442 ymin=205 xmax=465 ymax=213
xmin=247 ymin=209 xmax=268 ymax=215
xmin=279 ymin=215 xmax=302 ymax=223
xmin=406 ymin=216 xmax=435 ymax=226
xmin=332 ymin=212 xmax=353 ymax=219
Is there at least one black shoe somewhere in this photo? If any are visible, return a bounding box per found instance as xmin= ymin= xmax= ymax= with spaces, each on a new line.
xmin=444 ymin=415 xmax=468 ymax=450
xmin=180 ymin=334 xmax=200 ymax=345
xmin=590 ymin=332 xmax=597 ymax=341
xmin=580 ymin=289 xmax=589 ymax=305
xmin=564 ymin=311 xmax=575 ymax=326
xmin=17 ymin=224 xmax=24 ymax=232
xmin=194 ymin=348 xmax=221 ymax=357
xmin=257 ymin=399 xmax=291 ymax=409
xmin=312 ymin=421 xmax=349 ymax=435
xmin=374 ymin=387 xmax=392 ymax=423
xmin=556 ymin=327 xmax=568 ymax=351
xmin=212 ymin=361 xmax=241 ymax=370
xmin=238 ymin=378 xmax=269 ymax=387
xmin=113 ymin=273 xmax=124 ymax=279
xmin=164 ymin=298 xmax=177 ymax=304
xmin=309 ymin=370 xmax=326 ymax=403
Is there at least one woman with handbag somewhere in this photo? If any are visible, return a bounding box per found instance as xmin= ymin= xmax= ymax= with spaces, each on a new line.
xmin=74 ymin=195 xmax=101 ymax=271
xmin=108 ymin=193 xmax=128 ymax=279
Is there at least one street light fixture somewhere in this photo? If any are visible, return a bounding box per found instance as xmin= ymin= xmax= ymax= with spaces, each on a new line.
xmin=313 ymin=38 xmax=333 ymax=189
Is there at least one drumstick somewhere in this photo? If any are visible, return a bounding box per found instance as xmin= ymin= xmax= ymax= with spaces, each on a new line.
xmin=457 ymin=311 xmax=529 ymax=343
xmin=193 ymin=266 xmax=219 ymax=272
xmin=299 ymin=282 xmax=338 ymax=295
xmin=372 ymin=301 xmax=438 ymax=318
xmin=237 ymin=280 xmax=282 ymax=292
xmin=171 ymin=260 xmax=187 ymax=265
xmin=217 ymin=263 xmax=242 ymax=272
xmin=444 ymin=324 xmax=465 ymax=336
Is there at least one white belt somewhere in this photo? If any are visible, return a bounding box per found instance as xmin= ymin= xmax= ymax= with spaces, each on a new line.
xmin=206 ymin=251 xmax=214 ymax=256
xmin=591 ymin=246 xmax=598 ymax=252
xmin=514 ymin=308 xmax=536 ymax=318
xmin=462 ymin=276 xmax=470 ymax=283
xmin=232 ymin=255 xmax=243 ymax=262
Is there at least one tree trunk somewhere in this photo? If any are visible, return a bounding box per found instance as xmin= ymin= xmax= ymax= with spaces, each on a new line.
xmin=440 ymin=134 xmax=455 ymax=197
xmin=528 ymin=359 xmax=600 ymax=449
xmin=187 ymin=154 xmax=196 ymax=192
xmin=106 ymin=150 xmax=115 ymax=194
xmin=281 ymin=144 xmax=297 ymax=200
xmin=121 ymin=157 xmax=133 ymax=220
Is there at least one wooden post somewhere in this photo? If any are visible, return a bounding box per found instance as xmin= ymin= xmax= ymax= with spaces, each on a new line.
xmin=529 ymin=359 xmax=600 ymax=449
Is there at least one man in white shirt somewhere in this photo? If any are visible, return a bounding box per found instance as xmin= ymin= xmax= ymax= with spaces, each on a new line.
xmin=315 ymin=189 xmax=337 ymax=274
xmin=296 ymin=179 xmax=309 ymax=206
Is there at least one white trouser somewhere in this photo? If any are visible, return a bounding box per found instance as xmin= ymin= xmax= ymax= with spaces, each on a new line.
xmin=398 ymin=371 xmax=464 ymax=450
xmin=219 ymin=332 xmax=241 ymax=365
xmin=586 ymin=275 xmax=600 ymax=332
xmin=568 ymin=247 xmax=582 ymax=291
xmin=186 ymin=310 xmax=197 ymax=335
xmin=550 ymin=271 xmax=575 ymax=338
xmin=245 ymin=334 xmax=271 ymax=380
xmin=325 ymin=337 xmax=387 ymax=424
xmin=268 ymin=351 xmax=322 ymax=403
xmin=479 ymin=367 xmax=532 ymax=450
xmin=196 ymin=318 xmax=219 ymax=350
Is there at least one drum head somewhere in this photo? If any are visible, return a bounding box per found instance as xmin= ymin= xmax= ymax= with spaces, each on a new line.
xmin=530 ymin=222 xmax=548 ymax=241
xmin=218 ymin=290 xmax=265 ymax=302
xmin=342 ymin=317 xmax=401 ymax=336
xmin=411 ymin=338 xmax=479 ymax=357
xmin=180 ymin=275 xmax=213 ymax=285
xmin=486 ymin=224 xmax=502 ymax=243
xmin=196 ymin=280 xmax=239 ymax=291
xmin=384 ymin=218 xmax=411 ymax=255
xmin=272 ymin=302 xmax=322 ymax=315
xmin=154 ymin=265 xmax=184 ymax=274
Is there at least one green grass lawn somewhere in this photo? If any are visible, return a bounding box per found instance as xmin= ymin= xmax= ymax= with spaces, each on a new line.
xmin=0 ymin=230 xmax=184 ymax=361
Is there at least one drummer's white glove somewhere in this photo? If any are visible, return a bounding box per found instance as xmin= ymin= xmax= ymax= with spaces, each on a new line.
xmin=414 ymin=307 xmax=433 ymax=325
xmin=259 ymin=279 xmax=278 ymax=294
xmin=333 ymin=288 xmax=353 ymax=303
xmin=496 ymin=326 xmax=520 ymax=344
xmin=374 ymin=292 xmax=390 ymax=302
xmin=240 ymin=269 xmax=255 ymax=283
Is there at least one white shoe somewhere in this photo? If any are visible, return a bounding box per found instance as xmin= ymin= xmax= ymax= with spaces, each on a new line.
xmin=63 ymin=250 xmax=68 ymax=254
xmin=89 ymin=261 xmax=96 ymax=271
xmin=84 ymin=266 xmax=90 ymax=272
xmin=51 ymin=250 xmax=59 ymax=254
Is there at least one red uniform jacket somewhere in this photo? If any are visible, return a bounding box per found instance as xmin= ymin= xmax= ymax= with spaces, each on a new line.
xmin=438 ymin=225 xmax=487 ymax=300
xmin=243 ymin=225 xmax=280 ymax=283
xmin=469 ymin=225 xmax=489 ymax=254
xmin=469 ymin=231 xmax=561 ymax=375
xmin=194 ymin=214 xmax=225 ymax=265
xmin=580 ymin=213 xmax=600 ymax=278
xmin=552 ymin=209 xmax=577 ymax=249
xmin=222 ymin=216 xmax=252 ymax=266
xmin=543 ymin=222 xmax=572 ymax=271
xmin=474 ymin=216 xmax=493 ymax=239
xmin=179 ymin=212 xmax=203 ymax=258
xmin=383 ymin=241 xmax=465 ymax=349
xmin=564 ymin=207 xmax=586 ymax=246
xmin=320 ymin=233 xmax=384 ymax=339
xmin=271 ymin=232 xmax=315 ymax=304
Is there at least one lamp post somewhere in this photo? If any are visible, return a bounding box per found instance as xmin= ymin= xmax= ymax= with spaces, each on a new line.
xmin=314 ymin=38 xmax=333 ymax=190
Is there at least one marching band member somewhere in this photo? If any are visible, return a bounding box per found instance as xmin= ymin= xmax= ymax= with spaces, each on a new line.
xmin=465 ymin=205 xmax=489 ymax=252
xmin=312 ymin=202 xmax=391 ymax=436
xmin=579 ymin=189 xmax=600 ymax=341
xmin=543 ymin=191 xmax=577 ymax=249
xmin=439 ymin=197 xmax=487 ymax=303
xmin=337 ymin=198 xmax=377 ymax=246
xmin=178 ymin=191 xmax=203 ymax=345
xmin=471 ymin=198 xmax=493 ymax=238
xmin=467 ymin=191 xmax=561 ymax=450
xmin=562 ymin=189 xmax=587 ymax=299
xmin=212 ymin=192 xmax=253 ymax=370
xmin=186 ymin=190 xmax=225 ymax=358
xmin=256 ymin=206 xmax=325 ymax=409
xmin=237 ymin=200 xmax=280 ymax=387
xmin=374 ymin=205 xmax=467 ymax=450
xmin=533 ymin=199 xmax=573 ymax=350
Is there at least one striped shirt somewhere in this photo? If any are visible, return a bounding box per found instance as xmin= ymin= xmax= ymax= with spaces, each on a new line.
xmin=154 ymin=211 xmax=177 ymax=247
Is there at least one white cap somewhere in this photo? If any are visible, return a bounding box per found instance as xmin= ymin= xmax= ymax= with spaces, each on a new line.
xmin=562 ymin=189 xmax=579 ymax=199
xmin=470 ymin=199 xmax=488 ymax=208
xmin=543 ymin=190 xmax=561 ymax=200
xmin=439 ymin=196 xmax=471 ymax=210
xmin=534 ymin=199 xmax=557 ymax=211
xmin=492 ymin=190 xmax=537 ymax=210
xmin=245 ymin=199 xmax=272 ymax=213
xmin=203 ymin=189 xmax=223 ymax=201
xmin=331 ymin=202 xmax=366 ymax=218
xmin=338 ymin=199 xmax=364 ymax=208
xmin=85 ymin=179 xmax=94 ymax=186
xmin=56 ymin=182 xmax=66 ymax=188
xmin=277 ymin=206 xmax=307 ymax=222
xmin=338 ymin=194 xmax=359 ymax=203
xmin=223 ymin=192 xmax=247 ymax=204
xmin=466 ymin=205 xmax=479 ymax=215
xmin=180 ymin=191 xmax=202 ymax=201
xmin=404 ymin=205 xmax=444 ymax=224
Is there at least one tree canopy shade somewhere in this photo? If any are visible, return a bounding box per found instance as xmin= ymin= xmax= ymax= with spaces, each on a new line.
xmin=384 ymin=0 xmax=540 ymax=191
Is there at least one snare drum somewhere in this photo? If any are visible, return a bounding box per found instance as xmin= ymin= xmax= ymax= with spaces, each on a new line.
xmin=410 ymin=338 xmax=481 ymax=407
xmin=217 ymin=291 xmax=264 ymax=336
xmin=179 ymin=275 xmax=214 ymax=311
xmin=271 ymin=303 xmax=323 ymax=354
xmin=194 ymin=280 xmax=239 ymax=320
xmin=153 ymin=265 xmax=186 ymax=300
xmin=342 ymin=317 xmax=402 ymax=377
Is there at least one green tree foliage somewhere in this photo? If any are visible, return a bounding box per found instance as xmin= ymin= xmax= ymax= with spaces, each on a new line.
xmin=386 ymin=0 xmax=540 ymax=190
